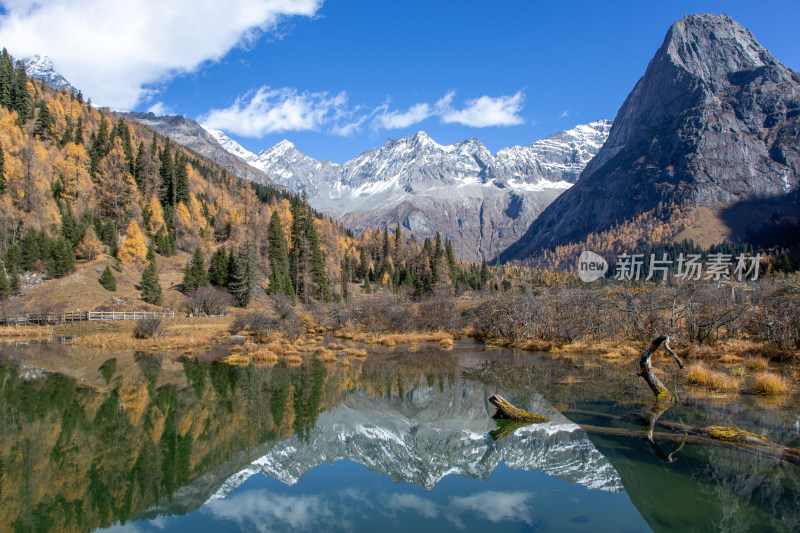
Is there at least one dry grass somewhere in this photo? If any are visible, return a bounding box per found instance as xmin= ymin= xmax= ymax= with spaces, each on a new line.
xmin=316 ymin=350 xmax=338 ymax=363
xmin=341 ymin=357 xmax=351 ymax=367
xmin=752 ymin=372 xmax=790 ymax=396
xmin=685 ymin=363 xmax=739 ymax=392
xmin=251 ymin=350 xmax=278 ymax=364
xmin=343 ymin=348 xmax=367 ymax=358
xmin=745 ymin=358 xmax=769 ymax=372
xmin=228 ymin=345 xmax=245 ymax=354
xmin=221 ymin=354 xmax=250 ymax=366
xmin=281 ymin=354 xmax=303 ymax=365
xmin=244 ymin=341 xmax=258 ymax=353
xmin=440 ymin=338 xmax=454 ymax=349
xmin=0 ymin=325 xmax=53 ymax=339
xmin=328 ymin=343 xmax=345 ymax=350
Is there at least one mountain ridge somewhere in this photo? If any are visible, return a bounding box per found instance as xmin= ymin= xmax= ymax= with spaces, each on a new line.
xmin=501 ymin=13 xmax=800 ymax=262
xmin=207 ymin=121 xmax=611 ymax=260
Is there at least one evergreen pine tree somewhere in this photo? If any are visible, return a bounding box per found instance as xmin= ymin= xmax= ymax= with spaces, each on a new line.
xmin=182 ymin=247 xmax=208 ymax=293
xmin=134 ymin=141 xmax=147 ymax=191
xmin=46 ymin=237 xmax=76 ymax=278
xmin=33 ymin=100 xmax=54 ymax=139
xmin=305 ymin=206 xmax=329 ymax=301
xmin=0 ymin=143 xmax=5 ymax=195
xmin=159 ymin=142 xmax=175 ymax=207
xmin=0 ymin=48 xmax=13 ymax=110
xmin=19 ymin=228 xmax=41 ymax=271
xmin=89 ymin=115 xmax=109 ymax=176
xmin=12 ymin=60 xmax=30 ymax=123
xmin=60 ymin=203 xmax=80 ymax=247
xmin=174 ymin=155 xmax=189 ymax=205
xmin=208 ymin=246 xmax=229 ymax=288
xmin=99 ymin=265 xmax=116 ymax=291
xmin=140 ymin=247 xmax=163 ymax=305
xmin=288 ymin=196 xmax=307 ymax=299
xmin=0 ymin=260 xmax=9 ymax=298
xmin=74 ymin=116 xmax=84 ymax=145
xmin=267 ymin=210 xmax=293 ymax=300
xmin=480 ymin=257 xmax=490 ymax=287
xmin=445 ymin=238 xmax=458 ymax=284
xmin=227 ymin=248 xmax=258 ymax=307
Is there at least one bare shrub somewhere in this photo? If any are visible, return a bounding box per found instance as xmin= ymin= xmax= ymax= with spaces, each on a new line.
xmin=133 ymin=318 xmax=163 ymax=339
xmin=185 ymin=286 xmax=233 ymax=317
xmin=350 ymin=291 xmax=415 ymax=333
xmin=414 ymin=290 xmax=463 ymax=331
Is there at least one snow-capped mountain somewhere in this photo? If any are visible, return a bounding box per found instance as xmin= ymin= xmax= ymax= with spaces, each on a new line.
xmin=207 ymin=121 xmax=611 ymax=260
xmin=23 ymin=55 xmax=78 ymax=94
xmin=208 ymin=381 xmax=622 ymax=501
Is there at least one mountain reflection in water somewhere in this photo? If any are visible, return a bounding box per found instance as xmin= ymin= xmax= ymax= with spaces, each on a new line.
xmin=2 ymin=342 xmax=799 ymax=532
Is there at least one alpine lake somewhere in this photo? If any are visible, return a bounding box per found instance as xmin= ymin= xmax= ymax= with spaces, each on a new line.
xmin=1 ymin=338 xmax=798 ymax=533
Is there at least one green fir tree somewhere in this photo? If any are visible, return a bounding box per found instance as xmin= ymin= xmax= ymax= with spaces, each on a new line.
xmin=140 ymin=247 xmax=163 ymax=305
xmin=99 ymin=265 xmax=116 ymax=291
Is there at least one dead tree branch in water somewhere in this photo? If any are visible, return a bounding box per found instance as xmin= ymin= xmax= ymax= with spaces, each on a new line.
xmin=638 ymin=335 xmax=684 ymax=400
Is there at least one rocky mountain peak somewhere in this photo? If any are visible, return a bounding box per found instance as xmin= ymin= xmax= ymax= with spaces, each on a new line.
xmin=23 ymin=54 xmax=78 ymax=94
xmin=502 ymin=13 xmax=800 ymax=261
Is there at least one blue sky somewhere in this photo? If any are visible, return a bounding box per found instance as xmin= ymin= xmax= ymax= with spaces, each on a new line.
xmin=2 ymin=1 xmax=799 ymax=162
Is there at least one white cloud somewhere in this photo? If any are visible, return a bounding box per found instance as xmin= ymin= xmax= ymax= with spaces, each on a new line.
xmin=438 ymin=91 xmax=525 ymax=127
xmin=373 ymin=102 xmax=432 ymax=130
xmin=385 ymin=493 xmax=439 ymax=519
xmin=147 ymin=102 xmax=173 ymax=116
xmin=203 ymin=490 xmax=335 ymax=532
xmin=450 ymin=491 xmax=536 ymax=525
xmin=560 ymin=109 xmax=570 ymax=118
xmin=0 ymin=0 xmax=324 ymax=109
xmin=200 ymin=87 xmax=344 ymax=136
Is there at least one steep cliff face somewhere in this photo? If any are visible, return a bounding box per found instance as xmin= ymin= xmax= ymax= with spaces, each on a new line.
xmin=503 ymin=14 xmax=800 ymax=261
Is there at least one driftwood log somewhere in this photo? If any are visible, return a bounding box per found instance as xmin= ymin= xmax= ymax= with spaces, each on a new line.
xmin=489 ymin=394 xmax=549 ymax=423
xmin=638 ymin=334 xmax=684 ymax=400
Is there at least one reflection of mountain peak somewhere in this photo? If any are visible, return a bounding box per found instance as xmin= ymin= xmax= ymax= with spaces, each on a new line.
xmin=209 ymin=382 xmax=622 ymax=500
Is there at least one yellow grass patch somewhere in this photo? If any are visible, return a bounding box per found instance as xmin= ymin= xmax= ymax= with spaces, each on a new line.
xmin=0 ymin=325 xmax=53 ymax=339
xmin=685 ymin=363 xmax=739 ymax=392
xmin=328 ymin=343 xmax=345 ymax=350
xmin=440 ymin=338 xmax=454 ymax=349
xmin=752 ymin=372 xmax=790 ymax=396
xmin=343 ymin=348 xmax=367 ymax=358
xmin=745 ymin=358 xmax=769 ymax=372
xmin=341 ymin=357 xmax=351 ymax=367
xmin=244 ymin=341 xmax=258 ymax=353
xmin=251 ymin=350 xmax=278 ymax=364
xmin=221 ymin=354 xmax=250 ymax=366
xmin=281 ymin=354 xmax=303 ymax=365
xmin=228 ymin=345 xmax=245 ymax=354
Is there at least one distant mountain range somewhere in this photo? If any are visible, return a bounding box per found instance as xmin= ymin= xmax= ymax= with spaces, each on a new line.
xmin=205 ymin=122 xmax=611 ymax=261
xmin=502 ymin=13 xmax=800 ymax=262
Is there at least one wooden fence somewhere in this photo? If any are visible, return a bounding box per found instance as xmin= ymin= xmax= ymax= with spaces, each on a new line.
xmin=0 ymin=310 xmax=174 ymax=326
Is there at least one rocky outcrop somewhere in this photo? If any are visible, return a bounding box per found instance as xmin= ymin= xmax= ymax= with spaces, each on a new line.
xmin=502 ymin=14 xmax=800 ymax=261
xmin=126 ymin=112 xmax=276 ymax=185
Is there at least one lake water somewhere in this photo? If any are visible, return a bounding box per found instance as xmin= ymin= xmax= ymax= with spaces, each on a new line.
xmin=1 ymin=340 xmax=798 ymax=532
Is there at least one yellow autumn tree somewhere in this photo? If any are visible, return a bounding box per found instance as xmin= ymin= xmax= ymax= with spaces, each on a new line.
xmin=118 ymin=220 xmax=148 ymax=265
xmin=76 ymin=226 xmax=105 ymax=260
xmin=145 ymin=195 xmax=165 ymax=236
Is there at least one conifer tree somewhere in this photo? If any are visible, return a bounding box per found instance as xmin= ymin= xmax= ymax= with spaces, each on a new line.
xmin=305 ymin=205 xmax=329 ymax=301
xmin=267 ymin=210 xmax=293 ymax=300
xmin=140 ymin=246 xmax=162 ymax=305
xmin=12 ymin=60 xmax=30 ymax=123
xmin=99 ymin=265 xmax=116 ymax=291
xmin=480 ymin=257 xmax=490 ymax=287
xmin=90 ymin=115 xmax=110 ymax=176
xmin=0 ymin=260 xmax=10 ymax=298
xmin=288 ymin=196 xmax=307 ymax=299
xmin=227 ymin=248 xmax=258 ymax=307
xmin=74 ymin=116 xmax=84 ymax=145
xmin=159 ymin=142 xmax=175 ymax=207
xmin=0 ymin=143 xmax=5 ymax=195
xmin=134 ymin=141 xmax=147 ymax=190
xmin=60 ymin=203 xmax=80 ymax=247
xmin=208 ymin=246 xmax=229 ymax=288
xmin=33 ymin=101 xmax=54 ymax=139
xmin=445 ymin=237 xmax=458 ymax=285
xmin=182 ymin=247 xmax=208 ymax=293
xmin=174 ymin=155 xmax=189 ymax=205
xmin=0 ymin=49 xmax=12 ymax=110
xmin=46 ymin=237 xmax=76 ymax=278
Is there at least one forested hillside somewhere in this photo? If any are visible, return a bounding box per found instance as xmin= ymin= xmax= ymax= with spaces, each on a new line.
xmin=0 ymin=48 xmax=487 ymax=311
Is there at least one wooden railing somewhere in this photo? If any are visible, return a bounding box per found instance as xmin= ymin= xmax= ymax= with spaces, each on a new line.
xmin=0 ymin=310 xmax=174 ymax=325
xmin=87 ymin=311 xmax=174 ymax=321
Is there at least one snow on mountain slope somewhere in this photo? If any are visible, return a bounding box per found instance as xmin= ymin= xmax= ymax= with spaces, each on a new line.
xmin=210 ymin=122 xmax=611 ymax=260
xmin=23 ymin=55 xmax=78 ymax=94
xmin=207 ymin=381 xmax=622 ymax=501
